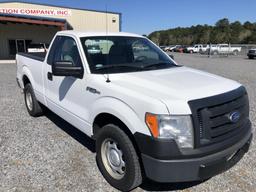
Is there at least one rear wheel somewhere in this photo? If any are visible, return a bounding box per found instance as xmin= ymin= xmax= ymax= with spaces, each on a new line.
xmin=96 ymin=124 xmax=142 ymax=191
xmin=24 ymin=83 xmax=44 ymax=117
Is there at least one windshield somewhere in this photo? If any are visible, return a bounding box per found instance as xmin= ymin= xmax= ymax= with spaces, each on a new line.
xmin=80 ymin=36 xmax=177 ymax=74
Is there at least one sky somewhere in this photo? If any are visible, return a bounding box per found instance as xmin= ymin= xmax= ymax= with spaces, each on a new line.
xmin=1 ymin=0 xmax=256 ymax=35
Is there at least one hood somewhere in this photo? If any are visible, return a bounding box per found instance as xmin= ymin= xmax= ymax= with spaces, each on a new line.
xmin=110 ymin=66 xmax=241 ymax=114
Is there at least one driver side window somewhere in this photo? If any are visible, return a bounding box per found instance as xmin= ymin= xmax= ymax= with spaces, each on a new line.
xmin=53 ymin=36 xmax=83 ymax=67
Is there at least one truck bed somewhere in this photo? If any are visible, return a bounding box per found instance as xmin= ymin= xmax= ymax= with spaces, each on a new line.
xmin=17 ymin=52 xmax=46 ymax=62
xmin=16 ymin=52 xmax=46 ymax=102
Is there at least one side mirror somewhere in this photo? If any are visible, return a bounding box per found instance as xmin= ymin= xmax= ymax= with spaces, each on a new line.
xmin=52 ymin=61 xmax=84 ymax=79
xmin=169 ymin=54 xmax=174 ymax=60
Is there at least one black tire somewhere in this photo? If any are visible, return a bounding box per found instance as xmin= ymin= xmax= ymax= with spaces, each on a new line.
xmin=248 ymin=56 xmax=254 ymax=59
xmin=24 ymin=83 xmax=44 ymax=117
xmin=233 ymin=50 xmax=239 ymax=56
xmin=96 ymin=124 xmax=142 ymax=191
xmin=212 ymin=51 xmax=218 ymax=55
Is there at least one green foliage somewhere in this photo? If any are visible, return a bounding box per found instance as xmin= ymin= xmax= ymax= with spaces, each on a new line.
xmin=148 ymin=18 xmax=256 ymax=45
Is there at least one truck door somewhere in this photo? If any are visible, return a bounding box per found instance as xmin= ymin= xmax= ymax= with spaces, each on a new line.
xmin=194 ymin=45 xmax=198 ymax=52
xmin=44 ymin=35 xmax=91 ymax=136
xmin=219 ymin=44 xmax=229 ymax=54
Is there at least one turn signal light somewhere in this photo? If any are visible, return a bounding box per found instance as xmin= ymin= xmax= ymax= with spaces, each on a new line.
xmin=145 ymin=113 xmax=159 ymax=138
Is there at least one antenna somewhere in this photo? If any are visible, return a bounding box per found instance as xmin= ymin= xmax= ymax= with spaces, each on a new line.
xmin=105 ymin=4 xmax=111 ymax=83
xmin=105 ymin=4 xmax=109 ymax=35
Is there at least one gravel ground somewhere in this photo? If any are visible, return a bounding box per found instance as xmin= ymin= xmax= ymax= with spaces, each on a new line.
xmin=0 ymin=54 xmax=255 ymax=192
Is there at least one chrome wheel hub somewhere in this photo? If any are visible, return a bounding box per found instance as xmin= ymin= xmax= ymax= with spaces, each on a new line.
xmin=101 ymin=139 xmax=126 ymax=180
xmin=109 ymin=149 xmax=121 ymax=167
xmin=26 ymin=92 xmax=33 ymax=111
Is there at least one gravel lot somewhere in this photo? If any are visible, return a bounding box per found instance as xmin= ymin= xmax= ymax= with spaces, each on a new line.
xmin=0 ymin=54 xmax=255 ymax=192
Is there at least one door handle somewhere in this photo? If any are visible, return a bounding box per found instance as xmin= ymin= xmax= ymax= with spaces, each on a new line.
xmin=47 ymin=72 xmax=53 ymax=81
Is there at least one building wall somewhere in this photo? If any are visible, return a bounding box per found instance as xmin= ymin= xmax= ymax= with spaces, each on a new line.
xmin=0 ymin=23 xmax=58 ymax=59
xmin=0 ymin=2 xmax=120 ymax=32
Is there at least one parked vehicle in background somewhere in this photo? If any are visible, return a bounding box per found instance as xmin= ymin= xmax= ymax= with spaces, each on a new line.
xmin=173 ymin=45 xmax=186 ymax=53
xmin=16 ymin=31 xmax=252 ymax=191
xmin=247 ymin=48 xmax=256 ymax=59
xmin=210 ymin=44 xmax=241 ymax=55
xmin=159 ymin=46 xmax=167 ymax=51
xmin=185 ymin=44 xmax=203 ymax=53
xmin=27 ymin=43 xmax=49 ymax=53
xmin=87 ymin=45 xmax=102 ymax=54
xmin=203 ymin=44 xmax=217 ymax=55
xmin=200 ymin=44 xmax=211 ymax=53
xmin=164 ymin=45 xmax=177 ymax=52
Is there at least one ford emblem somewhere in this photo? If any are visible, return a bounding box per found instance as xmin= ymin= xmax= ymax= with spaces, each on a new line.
xmin=229 ymin=111 xmax=240 ymax=123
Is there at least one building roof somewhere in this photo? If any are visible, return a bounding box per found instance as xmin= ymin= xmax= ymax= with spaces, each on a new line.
xmin=0 ymin=13 xmax=73 ymax=29
xmin=0 ymin=0 xmax=121 ymax=15
xmin=0 ymin=13 xmax=66 ymax=23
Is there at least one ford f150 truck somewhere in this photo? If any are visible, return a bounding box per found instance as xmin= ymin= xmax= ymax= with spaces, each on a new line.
xmin=16 ymin=31 xmax=253 ymax=191
xmin=185 ymin=44 xmax=204 ymax=53
xmin=210 ymin=44 xmax=242 ymax=55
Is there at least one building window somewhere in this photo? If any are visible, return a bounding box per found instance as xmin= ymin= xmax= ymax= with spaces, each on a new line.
xmin=8 ymin=40 xmax=16 ymax=55
xmin=8 ymin=39 xmax=32 ymax=56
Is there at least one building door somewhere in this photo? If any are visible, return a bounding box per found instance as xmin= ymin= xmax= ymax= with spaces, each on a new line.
xmin=8 ymin=40 xmax=16 ymax=56
xmin=16 ymin=39 xmax=26 ymax=53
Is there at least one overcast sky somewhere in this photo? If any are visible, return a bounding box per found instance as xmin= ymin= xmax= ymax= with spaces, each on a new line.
xmin=1 ymin=0 xmax=256 ymax=35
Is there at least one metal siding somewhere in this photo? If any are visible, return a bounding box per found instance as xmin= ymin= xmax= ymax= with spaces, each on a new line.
xmin=0 ymin=2 xmax=120 ymax=32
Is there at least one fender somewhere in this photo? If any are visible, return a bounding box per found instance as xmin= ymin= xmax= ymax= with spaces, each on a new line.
xmin=90 ymin=96 xmax=151 ymax=136
xmin=21 ymin=66 xmax=35 ymax=89
xmin=21 ymin=66 xmax=45 ymax=105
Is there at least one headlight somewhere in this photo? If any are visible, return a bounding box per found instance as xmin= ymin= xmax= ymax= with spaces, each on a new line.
xmin=145 ymin=113 xmax=194 ymax=148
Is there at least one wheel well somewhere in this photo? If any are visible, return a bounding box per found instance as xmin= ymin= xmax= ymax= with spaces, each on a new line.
xmin=93 ymin=113 xmax=132 ymax=137
xmin=22 ymin=75 xmax=30 ymax=87
xmin=93 ymin=113 xmax=143 ymax=166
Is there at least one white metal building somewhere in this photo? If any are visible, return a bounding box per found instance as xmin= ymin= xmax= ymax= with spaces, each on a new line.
xmin=0 ymin=1 xmax=121 ymax=59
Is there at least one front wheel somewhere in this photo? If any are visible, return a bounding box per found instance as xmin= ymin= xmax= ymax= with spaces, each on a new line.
xmin=233 ymin=50 xmax=239 ymax=56
xmin=212 ymin=51 xmax=218 ymax=55
xmin=96 ymin=124 xmax=142 ymax=191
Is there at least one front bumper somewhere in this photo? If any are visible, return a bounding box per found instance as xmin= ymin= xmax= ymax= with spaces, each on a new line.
xmin=247 ymin=53 xmax=256 ymax=57
xmin=135 ymin=123 xmax=252 ymax=183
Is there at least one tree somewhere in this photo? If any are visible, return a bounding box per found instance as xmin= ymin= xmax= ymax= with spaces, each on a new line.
xmin=215 ymin=18 xmax=230 ymax=29
xmin=230 ymin=21 xmax=243 ymax=43
xmin=148 ymin=18 xmax=256 ymax=45
xmin=243 ymin=21 xmax=254 ymax=30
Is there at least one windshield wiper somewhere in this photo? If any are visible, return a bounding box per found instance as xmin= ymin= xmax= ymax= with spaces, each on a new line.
xmin=142 ymin=62 xmax=174 ymax=69
xmin=94 ymin=64 xmax=142 ymax=71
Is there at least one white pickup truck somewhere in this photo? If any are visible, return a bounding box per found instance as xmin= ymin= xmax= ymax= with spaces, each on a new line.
xmin=16 ymin=31 xmax=252 ymax=191
xmin=210 ymin=44 xmax=242 ymax=55
xmin=185 ymin=44 xmax=204 ymax=53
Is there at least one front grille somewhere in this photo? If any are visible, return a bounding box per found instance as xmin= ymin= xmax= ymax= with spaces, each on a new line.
xmin=189 ymin=87 xmax=250 ymax=147
xmin=249 ymin=50 xmax=256 ymax=54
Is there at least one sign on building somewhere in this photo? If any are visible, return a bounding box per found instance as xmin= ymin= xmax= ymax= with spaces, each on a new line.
xmin=0 ymin=8 xmax=72 ymax=17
